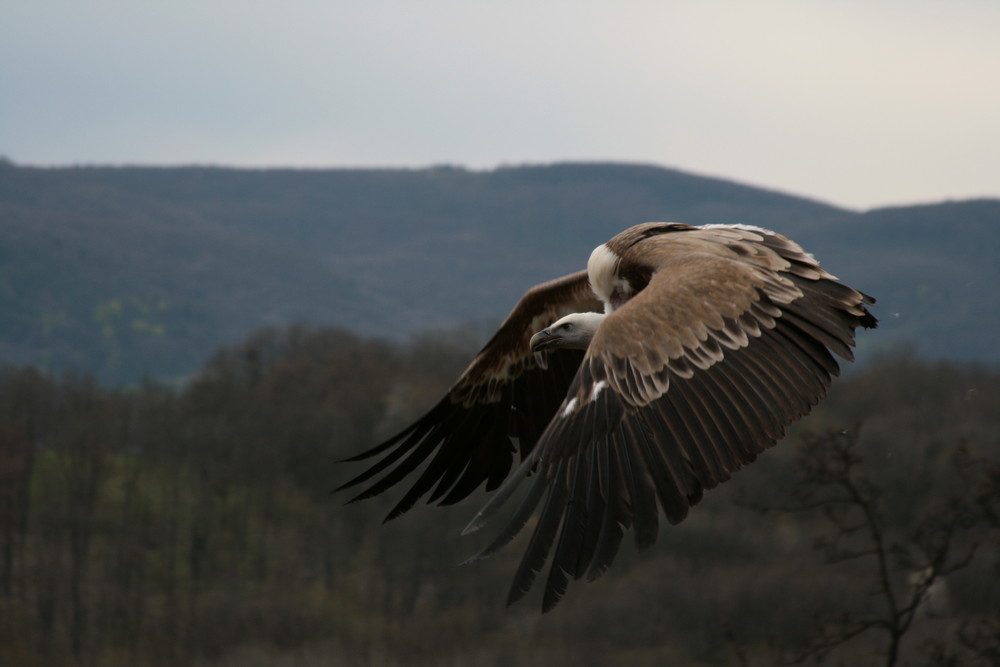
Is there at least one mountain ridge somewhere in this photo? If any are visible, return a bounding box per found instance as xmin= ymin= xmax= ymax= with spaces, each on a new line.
xmin=1 ymin=160 xmax=996 ymax=383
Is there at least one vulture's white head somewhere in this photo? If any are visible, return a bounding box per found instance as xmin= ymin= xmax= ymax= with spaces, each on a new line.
xmin=529 ymin=311 xmax=606 ymax=352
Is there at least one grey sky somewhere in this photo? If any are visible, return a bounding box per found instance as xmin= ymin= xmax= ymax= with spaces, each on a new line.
xmin=2 ymin=0 xmax=998 ymax=209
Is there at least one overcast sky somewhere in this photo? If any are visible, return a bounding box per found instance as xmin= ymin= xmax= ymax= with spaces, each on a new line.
xmin=2 ymin=1 xmax=998 ymax=209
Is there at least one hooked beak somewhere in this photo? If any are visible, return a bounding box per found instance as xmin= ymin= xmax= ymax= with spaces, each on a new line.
xmin=529 ymin=327 xmax=559 ymax=353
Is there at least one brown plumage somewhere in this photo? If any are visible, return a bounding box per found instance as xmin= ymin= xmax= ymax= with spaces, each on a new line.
xmin=339 ymin=222 xmax=877 ymax=611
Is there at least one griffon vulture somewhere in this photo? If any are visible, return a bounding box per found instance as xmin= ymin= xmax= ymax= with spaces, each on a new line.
xmin=339 ymin=222 xmax=877 ymax=611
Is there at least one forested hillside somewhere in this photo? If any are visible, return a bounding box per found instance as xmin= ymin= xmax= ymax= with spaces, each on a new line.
xmin=1 ymin=325 xmax=997 ymax=665
xmin=3 ymin=160 xmax=998 ymax=383
xmin=5 ymin=161 xmax=998 ymax=664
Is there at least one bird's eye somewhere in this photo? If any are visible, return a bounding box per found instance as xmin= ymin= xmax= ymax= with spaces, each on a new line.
xmin=560 ymin=323 xmax=573 ymax=331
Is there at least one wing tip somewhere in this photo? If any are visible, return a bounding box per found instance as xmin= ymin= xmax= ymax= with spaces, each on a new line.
xmin=506 ymin=581 xmax=532 ymax=608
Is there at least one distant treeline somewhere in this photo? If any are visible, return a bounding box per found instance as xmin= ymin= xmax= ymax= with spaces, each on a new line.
xmin=0 ymin=325 xmax=998 ymax=666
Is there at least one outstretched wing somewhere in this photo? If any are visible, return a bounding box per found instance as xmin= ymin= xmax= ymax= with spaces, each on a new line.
xmin=465 ymin=226 xmax=877 ymax=611
xmin=338 ymin=270 xmax=604 ymax=521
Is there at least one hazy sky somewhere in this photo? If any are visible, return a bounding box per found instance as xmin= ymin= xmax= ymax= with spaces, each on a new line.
xmin=2 ymin=1 xmax=998 ymax=209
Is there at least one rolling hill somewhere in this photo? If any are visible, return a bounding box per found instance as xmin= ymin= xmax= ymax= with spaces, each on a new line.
xmin=1 ymin=159 xmax=996 ymax=383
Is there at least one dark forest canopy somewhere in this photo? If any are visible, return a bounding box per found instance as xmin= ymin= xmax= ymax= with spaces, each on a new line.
xmin=1 ymin=324 xmax=998 ymax=666
xmin=2 ymin=159 xmax=999 ymax=384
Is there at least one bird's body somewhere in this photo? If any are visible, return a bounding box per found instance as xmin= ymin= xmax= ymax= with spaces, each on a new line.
xmin=339 ymin=222 xmax=876 ymax=611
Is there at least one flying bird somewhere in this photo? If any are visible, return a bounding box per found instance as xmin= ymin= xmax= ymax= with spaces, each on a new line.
xmin=339 ymin=222 xmax=877 ymax=611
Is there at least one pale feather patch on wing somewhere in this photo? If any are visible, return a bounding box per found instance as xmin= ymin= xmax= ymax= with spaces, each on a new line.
xmin=679 ymin=226 xmax=828 ymax=284
xmin=560 ymin=397 xmax=579 ymax=418
xmin=758 ymin=272 xmax=804 ymax=305
xmin=590 ymin=380 xmax=609 ymax=401
xmin=700 ymin=223 xmax=774 ymax=235
xmin=711 ymin=316 xmax=751 ymax=350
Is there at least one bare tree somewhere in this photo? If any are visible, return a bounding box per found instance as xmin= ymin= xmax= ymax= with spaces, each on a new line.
xmin=924 ymin=455 xmax=1000 ymax=666
xmin=739 ymin=427 xmax=994 ymax=666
